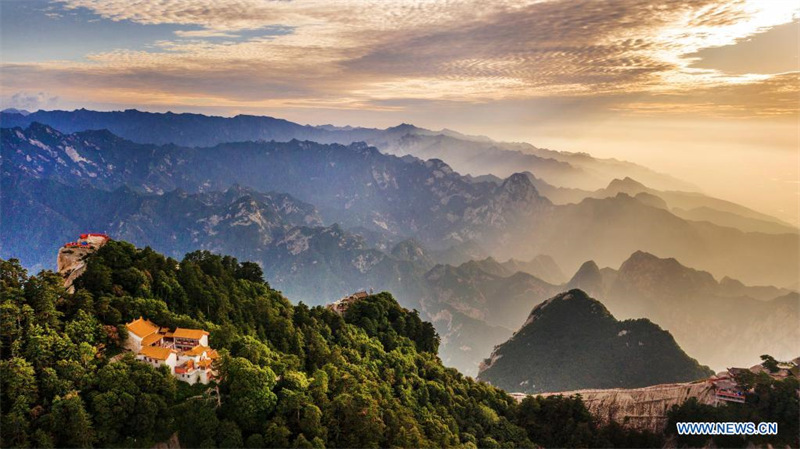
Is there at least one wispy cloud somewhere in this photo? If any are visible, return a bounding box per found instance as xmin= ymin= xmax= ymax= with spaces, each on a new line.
xmin=2 ymin=0 xmax=798 ymax=116
xmin=6 ymin=91 xmax=60 ymax=111
xmin=173 ymin=30 xmax=241 ymax=39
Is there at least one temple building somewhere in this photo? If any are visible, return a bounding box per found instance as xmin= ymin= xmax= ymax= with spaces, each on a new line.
xmin=125 ymin=317 xmax=218 ymax=385
xmin=327 ymin=290 xmax=370 ymax=315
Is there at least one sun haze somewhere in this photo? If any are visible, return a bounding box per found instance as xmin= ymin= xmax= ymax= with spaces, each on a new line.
xmin=2 ymin=0 xmax=798 ymax=222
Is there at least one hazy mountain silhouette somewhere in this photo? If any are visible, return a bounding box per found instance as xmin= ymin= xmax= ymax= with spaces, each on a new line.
xmin=1 ymin=108 xmax=693 ymax=191
xmin=563 ymin=252 xmax=800 ymax=370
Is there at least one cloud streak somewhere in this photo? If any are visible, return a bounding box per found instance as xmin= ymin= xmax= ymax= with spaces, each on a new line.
xmin=1 ymin=0 xmax=797 ymax=117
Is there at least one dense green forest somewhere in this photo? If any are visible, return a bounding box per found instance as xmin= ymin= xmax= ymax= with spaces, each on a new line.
xmin=0 ymin=241 xmax=793 ymax=448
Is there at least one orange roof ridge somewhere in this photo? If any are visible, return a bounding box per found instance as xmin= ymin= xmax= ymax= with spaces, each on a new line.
xmin=126 ymin=317 xmax=160 ymax=338
xmin=141 ymin=333 xmax=163 ymax=347
xmin=185 ymin=345 xmax=210 ymax=356
xmin=173 ymin=328 xmax=209 ymax=339
xmin=139 ymin=345 xmax=174 ymax=361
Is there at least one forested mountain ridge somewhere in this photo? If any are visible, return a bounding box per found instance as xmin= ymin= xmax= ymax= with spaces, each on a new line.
xmin=1 ymin=175 xmax=442 ymax=318
xmin=476 ymin=289 xmax=714 ymax=394
xmin=0 ymin=241 xmax=667 ymax=448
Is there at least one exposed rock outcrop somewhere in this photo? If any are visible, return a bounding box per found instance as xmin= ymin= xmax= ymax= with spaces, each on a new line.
xmin=57 ymin=234 xmax=109 ymax=293
xmin=514 ymin=380 xmax=716 ymax=433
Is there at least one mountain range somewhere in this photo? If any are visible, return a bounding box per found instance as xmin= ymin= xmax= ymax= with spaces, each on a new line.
xmin=421 ymin=250 xmax=798 ymax=375
xmin=2 ymin=123 xmax=551 ymax=250
xmin=4 ymin=120 xmax=796 ymax=286
xmin=5 ymin=108 xmax=792 ymax=236
xmin=2 ymin=109 xmax=797 ymax=377
xmin=0 ymin=108 xmax=698 ymax=191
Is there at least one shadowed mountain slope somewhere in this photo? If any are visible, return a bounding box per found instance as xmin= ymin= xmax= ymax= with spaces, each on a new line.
xmin=477 ymin=289 xmax=713 ymax=394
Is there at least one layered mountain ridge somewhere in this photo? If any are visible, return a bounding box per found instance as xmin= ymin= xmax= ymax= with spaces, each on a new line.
xmin=568 ymin=251 xmax=799 ymax=370
xmin=1 ymin=108 xmax=693 ymax=191
xmin=526 ymin=173 xmax=797 ymax=234
xmin=2 ymin=113 xmax=797 ymax=378
xmin=425 ymin=250 xmax=798 ymax=375
xmin=5 ymin=122 xmax=796 ymax=287
xmin=3 ymin=123 xmax=552 ymax=251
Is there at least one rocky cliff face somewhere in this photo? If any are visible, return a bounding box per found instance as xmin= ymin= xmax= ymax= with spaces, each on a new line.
xmin=535 ymin=381 xmax=716 ymax=433
xmin=57 ymin=235 xmax=108 ymax=293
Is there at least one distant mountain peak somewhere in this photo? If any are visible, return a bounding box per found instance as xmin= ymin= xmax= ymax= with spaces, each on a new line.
xmin=575 ymin=259 xmax=600 ymax=272
xmin=386 ymin=123 xmax=421 ymax=133
xmin=719 ymin=276 xmax=745 ymax=289
xmin=620 ymin=250 xmax=685 ymax=273
xmin=607 ymin=176 xmax=647 ymax=192
xmin=224 ymin=183 xmax=247 ymax=194
xmin=2 ymin=108 xmax=30 ymax=116
xmin=502 ymin=172 xmax=533 ymax=185
xmin=461 ymin=257 xmax=509 ymax=277
xmin=499 ymin=254 xmax=566 ymax=285
xmin=522 ymin=288 xmax=612 ymax=327
xmin=617 ymin=251 xmax=718 ymax=297
xmin=626 ymin=249 xmax=657 ymax=262
xmin=499 ymin=172 xmax=540 ymax=200
xmin=568 ymin=260 xmax=602 ymax=286
xmin=390 ymin=238 xmax=433 ymax=267
xmin=26 ymin=121 xmax=61 ymax=135
xmin=634 ymin=191 xmax=668 ymax=209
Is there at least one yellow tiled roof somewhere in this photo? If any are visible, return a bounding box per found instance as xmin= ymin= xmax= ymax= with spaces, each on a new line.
xmin=207 ymin=349 xmax=219 ymax=359
xmin=185 ymin=345 xmax=209 ymax=356
xmin=141 ymin=333 xmax=163 ymax=347
xmin=126 ymin=317 xmax=159 ymax=338
xmin=173 ymin=328 xmax=209 ymax=339
xmin=139 ymin=345 xmax=174 ymax=361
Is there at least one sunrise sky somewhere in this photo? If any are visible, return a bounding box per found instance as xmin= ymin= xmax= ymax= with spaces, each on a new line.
xmin=1 ymin=0 xmax=799 ymax=223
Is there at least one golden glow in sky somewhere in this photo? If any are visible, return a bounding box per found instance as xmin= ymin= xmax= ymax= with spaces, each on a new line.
xmin=1 ymin=0 xmax=799 ymax=222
